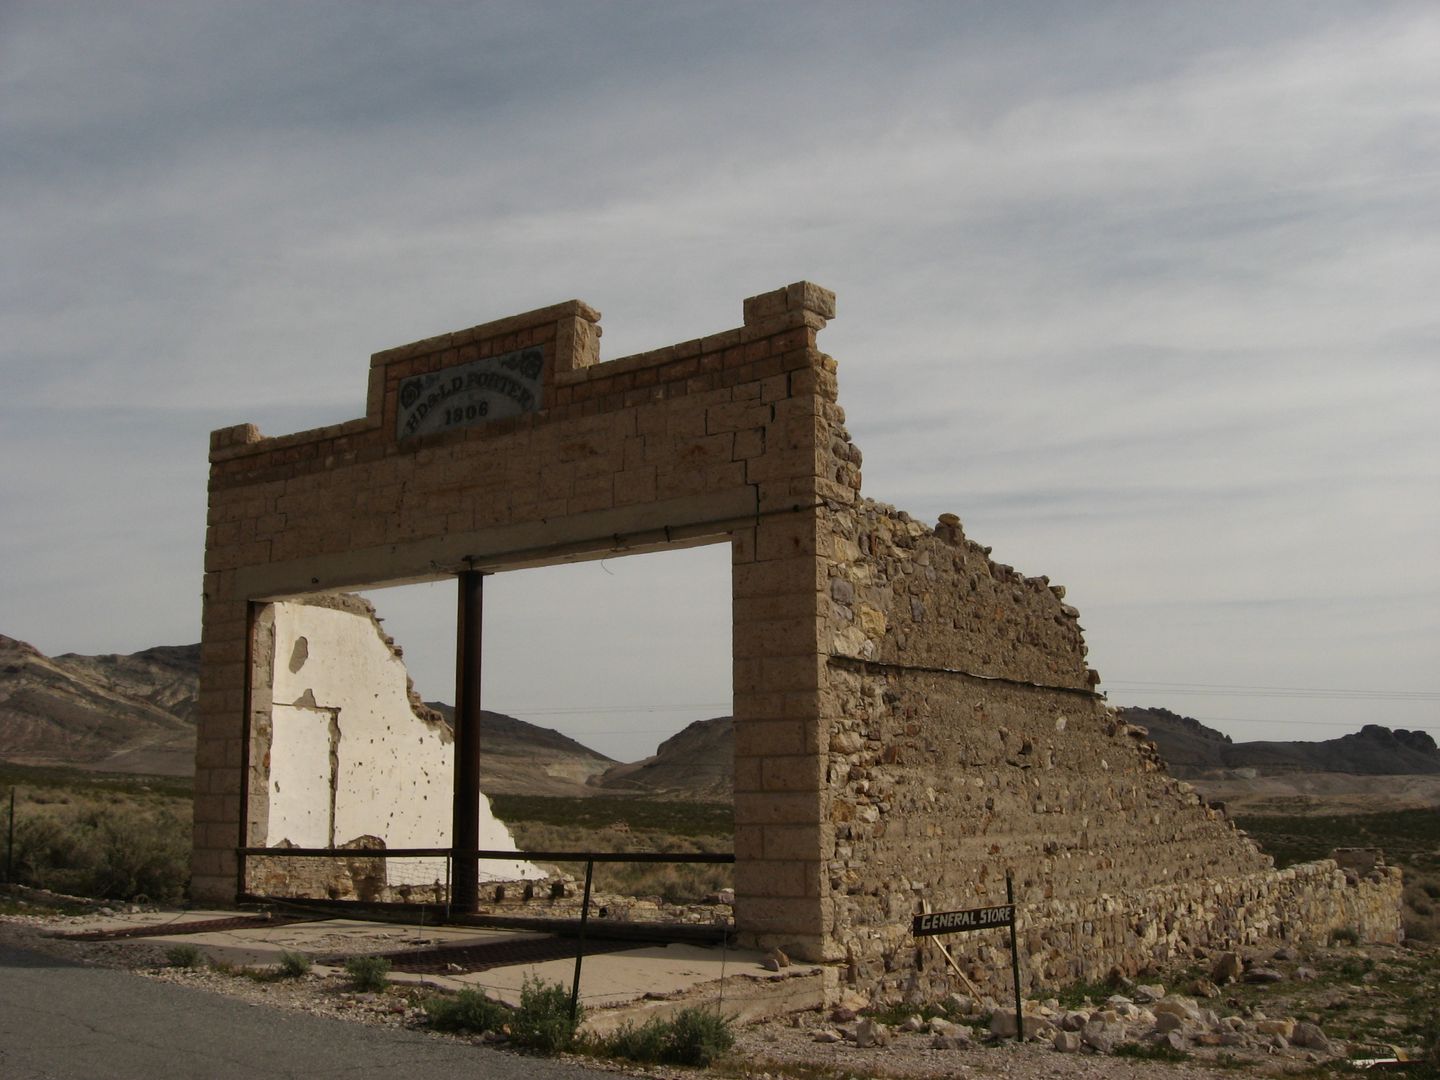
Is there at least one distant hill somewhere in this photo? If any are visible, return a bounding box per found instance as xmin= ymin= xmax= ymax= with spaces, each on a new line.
xmin=594 ymin=716 xmax=733 ymax=800
xmin=1121 ymin=706 xmax=1440 ymax=778
xmin=422 ymin=702 xmax=615 ymax=796
xmin=7 ymin=631 xmax=1436 ymax=808
xmin=0 ymin=632 xmax=618 ymax=794
xmin=0 ymin=634 xmax=199 ymax=776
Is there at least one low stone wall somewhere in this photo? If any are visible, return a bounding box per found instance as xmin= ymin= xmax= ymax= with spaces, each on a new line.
xmin=245 ymin=837 xmax=390 ymax=902
xmin=893 ymin=858 xmax=1404 ymax=1004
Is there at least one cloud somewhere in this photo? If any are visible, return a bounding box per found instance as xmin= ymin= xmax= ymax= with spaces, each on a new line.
xmin=2 ymin=2 xmax=1436 ymax=751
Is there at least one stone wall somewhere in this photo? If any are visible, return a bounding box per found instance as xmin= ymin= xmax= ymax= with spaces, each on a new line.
xmin=813 ymin=494 xmax=1403 ymax=999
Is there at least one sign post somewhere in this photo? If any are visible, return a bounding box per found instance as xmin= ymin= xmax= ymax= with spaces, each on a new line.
xmin=1007 ymin=871 xmax=1023 ymax=1043
xmin=912 ymin=879 xmax=1024 ymax=1042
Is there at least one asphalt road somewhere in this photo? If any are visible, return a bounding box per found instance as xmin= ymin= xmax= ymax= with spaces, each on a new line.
xmin=0 ymin=944 xmax=611 ymax=1080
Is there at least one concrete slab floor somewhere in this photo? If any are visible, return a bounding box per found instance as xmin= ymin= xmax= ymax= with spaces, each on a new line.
xmin=50 ymin=909 xmax=824 ymax=1025
xmin=412 ymin=941 xmax=768 ymax=1006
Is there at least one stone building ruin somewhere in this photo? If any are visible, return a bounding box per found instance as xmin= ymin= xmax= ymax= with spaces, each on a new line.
xmin=199 ymin=281 xmax=1401 ymax=1000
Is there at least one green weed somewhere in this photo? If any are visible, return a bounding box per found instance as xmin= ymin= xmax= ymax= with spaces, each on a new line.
xmin=508 ymin=976 xmax=580 ymax=1053
xmin=0 ymin=895 xmax=92 ymax=917
xmin=603 ymin=1019 xmax=670 ymax=1062
xmin=165 ymin=943 xmax=204 ymax=968
xmin=1114 ymin=1040 xmax=1191 ymax=1062
xmin=276 ymin=951 xmax=311 ymax=978
xmin=423 ymin=989 xmax=509 ymax=1034
xmin=601 ymin=1007 xmax=735 ymax=1067
xmin=1337 ymin=956 xmax=1374 ymax=980
xmin=1056 ymin=978 xmax=1118 ymax=1009
xmin=1212 ymin=1052 xmax=1252 ymax=1070
xmin=657 ymin=1007 xmax=735 ymax=1065
xmin=343 ymin=955 xmax=391 ymax=992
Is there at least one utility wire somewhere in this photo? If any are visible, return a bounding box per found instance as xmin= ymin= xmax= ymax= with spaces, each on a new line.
xmin=1103 ymin=680 xmax=1438 ymax=701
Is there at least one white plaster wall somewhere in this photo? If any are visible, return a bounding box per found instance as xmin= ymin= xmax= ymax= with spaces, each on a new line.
xmin=267 ymin=600 xmax=540 ymax=884
xmin=266 ymin=703 xmax=333 ymax=848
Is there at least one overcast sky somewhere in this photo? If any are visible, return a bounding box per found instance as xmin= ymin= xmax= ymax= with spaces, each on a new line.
xmin=2 ymin=2 xmax=1436 ymax=762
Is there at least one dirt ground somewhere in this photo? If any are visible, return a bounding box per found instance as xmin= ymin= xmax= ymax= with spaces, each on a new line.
xmin=3 ymin=890 xmax=1437 ymax=1080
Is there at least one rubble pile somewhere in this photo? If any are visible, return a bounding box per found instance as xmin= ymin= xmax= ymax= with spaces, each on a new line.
xmin=804 ymin=943 xmax=1434 ymax=1069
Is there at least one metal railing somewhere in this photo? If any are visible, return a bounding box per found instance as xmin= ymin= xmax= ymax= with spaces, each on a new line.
xmin=236 ymin=844 xmax=736 ymax=1021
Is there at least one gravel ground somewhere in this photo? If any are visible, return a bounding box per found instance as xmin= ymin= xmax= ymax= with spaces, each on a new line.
xmin=731 ymin=1021 xmax=1256 ymax=1080
xmin=2 ymin=901 xmax=1425 ymax=1080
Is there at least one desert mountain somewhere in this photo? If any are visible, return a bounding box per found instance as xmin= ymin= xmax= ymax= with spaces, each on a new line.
xmin=0 ymin=634 xmax=199 ymax=776
xmin=594 ymin=716 xmax=734 ymax=800
xmin=421 ymin=702 xmax=615 ymax=796
xmin=7 ymin=632 xmax=1435 ymax=808
xmin=1121 ymin=706 xmax=1440 ymax=778
xmin=0 ymin=633 xmax=620 ymax=795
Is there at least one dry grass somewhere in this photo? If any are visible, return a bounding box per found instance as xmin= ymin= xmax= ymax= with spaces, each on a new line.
xmin=502 ymin=817 xmax=732 ymax=901
xmin=489 ymin=793 xmax=734 ymax=902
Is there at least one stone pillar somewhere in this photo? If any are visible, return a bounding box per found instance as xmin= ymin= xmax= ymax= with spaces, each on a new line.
xmin=729 ymin=282 xmax=839 ymax=961
xmin=192 ymin=582 xmax=251 ymax=900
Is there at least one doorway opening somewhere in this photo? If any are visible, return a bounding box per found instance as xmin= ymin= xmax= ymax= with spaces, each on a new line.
xmin=242 ymin=542 xmax=734 ymax=917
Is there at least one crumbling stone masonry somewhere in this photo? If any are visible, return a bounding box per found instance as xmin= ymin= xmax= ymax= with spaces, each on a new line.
xmin=199 ymin=281 xmax=1401 ymax=998
xmin=817 ymin=500 xmax=1401 ymax=1000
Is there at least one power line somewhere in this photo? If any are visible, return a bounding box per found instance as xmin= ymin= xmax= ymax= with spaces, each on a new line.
xmin=1128 ymin=713 xmax=1438 ymax=734
xmin=1103 ymin=679 xmax=1438 ymax=702
xmin=489 ymin=702 xmax=731 ymax=717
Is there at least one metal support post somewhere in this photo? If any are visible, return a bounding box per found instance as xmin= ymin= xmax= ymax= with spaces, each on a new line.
xmin=570 ymin=858 xmax=595 ymax=1024
xmin=1007 ymin=871 xmax=1023 ymax=1043
xmin=451 ymin=569 xmax=485 ymax=913
xmin=5 ymin=788 xmax=14 ymax=883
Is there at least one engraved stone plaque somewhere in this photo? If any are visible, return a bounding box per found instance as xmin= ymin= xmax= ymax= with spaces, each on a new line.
xmin=395 ymin=346 xmax=544 ymax=440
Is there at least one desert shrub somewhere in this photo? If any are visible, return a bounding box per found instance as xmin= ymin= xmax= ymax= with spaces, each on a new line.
xmin=424 ymin=989 xmax=510 ymax=1034
xmin=1330 ymin=926 xmax=1360 ymax=946
xmin=166 ymin=944 xmax=204 ymax=968
xmin=276 ymin=952 xmax=311 ymax=978
xmin=604 ymin=1019 xmax=670 ymax=1062
xmin=866 ymin=1001 xmax=951 ymax=1025
xmin=660 ymin=1007 xmax=735 ymax=1065
xmin=1056 ymin=978 xmax=1118 ymax=1009
xmin=11 ymin=815 xmax=99 ymax=894
xmin=1115 ymin=1040 xmax=1190 ymax=1062
xmin=10 ymin=804 xmax=188 ymax=903
xmin=600 ymin=1008 xmax=734 ymax=1066
xmin=1404 ymin=918 xmax=1435 ymax=943
xmin=26 ymin=790 xmax=72 ymax=806
xmin=509 ymin=976 xmax=580 ymax=1053
xmin=343 ymin=955 xmax=391 ymax=992
xmin=493 ymin=797 xmax=734 ymax=902
xmin=90 ymin=807 xmax=189 ymax=902
xmin=1338 ymin=955 xmax=1375 ymax=980
xmin=500 ymin=819 xmax=733 ymax=902
xmin=490 ymin=795 xmax=731 ymax=839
